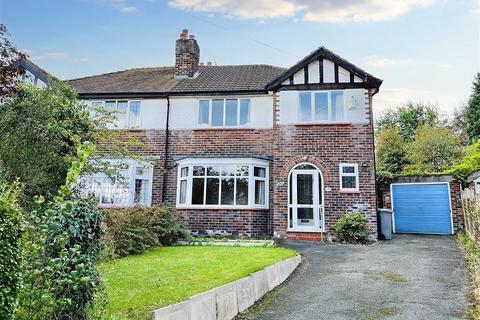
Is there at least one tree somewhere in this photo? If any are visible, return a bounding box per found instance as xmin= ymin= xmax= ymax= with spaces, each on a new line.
xmin=450 ymin=105 xmax=469 ymax=145
xmin=404 ymin=125 xmax=463 ymax=174
xmin=446 ymin=140 xmax=480 ymax=182
xmin=376 ymin=101 xmax=442 ymax=141
xmin=0 ymin=82 xmax=110 ymax=204
xmin=375 ymin=128 xmax=408 ymax=186
xmin=0 ymin=24 xmax=26 ymax=99
xmin=465 ymin=72 xmax=480 ymax=143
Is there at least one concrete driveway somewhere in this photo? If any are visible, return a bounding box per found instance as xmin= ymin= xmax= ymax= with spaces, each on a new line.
xmin=238 ymin=235 xmax=469 ymax=320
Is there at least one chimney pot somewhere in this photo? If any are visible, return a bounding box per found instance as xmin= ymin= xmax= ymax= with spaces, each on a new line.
xmin=207 ymin=61 xmax=212 ymax=67
xmin=189 ymin=35 xmax=195 ymax=40
xmin=199 ymin=62 xmax=204 ymax=66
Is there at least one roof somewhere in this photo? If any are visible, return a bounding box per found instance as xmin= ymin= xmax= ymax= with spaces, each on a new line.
xmin=171 ymin=65 xmax=286 ymax=94
xmin=467 ymin=170 xmax=480 ymax=183
xmin=69 ymin=65 xmax=285 ymax=97
xmin=68 ymin=46 xmax=381 ymax=97
xmin=267 ymin=46 xmax=382 ymax=90
xmin=19 ymin=59 xmax=56 ymax=83
xmin=69 ymin=67 xmax=178 ymax=97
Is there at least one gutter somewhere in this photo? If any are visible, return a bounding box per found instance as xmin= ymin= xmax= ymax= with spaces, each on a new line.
xmin=162 ymin=95 xmax=171 ymax=203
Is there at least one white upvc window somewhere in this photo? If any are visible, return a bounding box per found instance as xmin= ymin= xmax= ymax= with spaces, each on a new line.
xmin=82 ymin=159 xmax=153 ymax=207
xmin=90 ymin=100 xmax=142 ymax=129
xmin=176 ymin=158 xmax=269 ymax=209
xmin=298 ymin=91 xmax=344 ymax=122
xmin=339 ymin=163 xmax=359 ymax=191
xmin=198 ymin=98 xmax=251 ymax=127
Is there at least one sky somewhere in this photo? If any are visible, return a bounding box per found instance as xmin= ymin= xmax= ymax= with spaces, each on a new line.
xmin=1 ymin=0 xmax=479 ymax=116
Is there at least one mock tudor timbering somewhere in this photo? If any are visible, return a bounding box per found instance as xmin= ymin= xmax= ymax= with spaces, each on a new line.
xmin=70 ymin=29 xmax=382 ymax=241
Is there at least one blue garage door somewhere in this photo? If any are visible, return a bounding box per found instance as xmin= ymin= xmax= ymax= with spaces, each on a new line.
xmin=392 ymin=183 xmax=452 ymax=234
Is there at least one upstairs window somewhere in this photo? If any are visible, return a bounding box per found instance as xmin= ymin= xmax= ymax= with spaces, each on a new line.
xmin=299 ymin=91 xmax=344 ymax=122
xmin=176 ymin=158 xmax=268 ymax=208
xmin=91 ymin=100 xmax=142 ymax=128
xmin=339 ymin=163 xmax=359 ymax=191
xmin=198 ymin=99 xmax=250 ymax=127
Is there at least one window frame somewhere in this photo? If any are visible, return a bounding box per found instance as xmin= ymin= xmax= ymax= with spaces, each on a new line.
xmin=197 ymin=98 xmax=251 ymax=128
xmin=339 ymin=163 xmax=359 ymax=192
xmin=90 ymin=100 xmax=142 ymax=129
xmin=176 ymin=158 xmax=269 ymax=209
xmin=297 ymin=90 xmax=346 ymax=123
xmin=83 ymin=159 xmax=153 ymax=207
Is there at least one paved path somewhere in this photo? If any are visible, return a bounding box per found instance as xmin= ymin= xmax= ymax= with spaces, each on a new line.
xmin=239 ymin=235 xmax=469 ymax=320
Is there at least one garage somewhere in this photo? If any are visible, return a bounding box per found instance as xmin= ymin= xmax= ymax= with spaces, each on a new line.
xmin=391 ymin=182 xmax=453 ymax=235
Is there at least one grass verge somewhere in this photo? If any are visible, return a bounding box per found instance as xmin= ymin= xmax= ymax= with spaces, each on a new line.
xmin=457 ymin=231 xmax=480 ymax=319
xmin=100 ymin=246 xmax=296 ymax=320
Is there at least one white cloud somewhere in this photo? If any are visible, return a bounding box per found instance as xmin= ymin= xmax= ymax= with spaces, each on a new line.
xmin=168 ymin=0 xmax=297 ymax=19
xmin=301 ymin=0 xmax=434 ymax=23
xmin=119 ymin=5 xmax=138 ymax=13
xmin=168 ymin=0 xmax=435 ymax=23
xmin=365 ymin=55 xmax=414 ymax=67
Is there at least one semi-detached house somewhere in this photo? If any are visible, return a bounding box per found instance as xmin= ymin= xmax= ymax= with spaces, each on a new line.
xmin=70 ymin=29 xmax=382 ymax=241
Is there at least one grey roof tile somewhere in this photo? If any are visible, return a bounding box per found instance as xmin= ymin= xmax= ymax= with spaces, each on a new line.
xmin=69 ymin=65 xmax=286 ymax=96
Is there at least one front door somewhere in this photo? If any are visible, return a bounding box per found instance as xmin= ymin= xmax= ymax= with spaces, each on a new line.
xmin=291 ymin=170 xmax=321 ymax=231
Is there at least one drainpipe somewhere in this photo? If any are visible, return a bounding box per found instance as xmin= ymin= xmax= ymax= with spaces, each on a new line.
xmin=161 ymin=95 xmax=170 ymax=203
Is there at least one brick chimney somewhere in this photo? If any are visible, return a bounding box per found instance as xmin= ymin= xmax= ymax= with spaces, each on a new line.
xmin=175 ymin=29 xmax=200 ymax=79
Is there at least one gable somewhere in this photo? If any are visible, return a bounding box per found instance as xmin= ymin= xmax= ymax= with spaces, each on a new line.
xmin=267 ymin=47 xmax=382 ymax=91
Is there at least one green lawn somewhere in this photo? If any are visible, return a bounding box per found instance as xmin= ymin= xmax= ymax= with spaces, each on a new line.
xmin=100 ymin=246 xmax=296 ymax=319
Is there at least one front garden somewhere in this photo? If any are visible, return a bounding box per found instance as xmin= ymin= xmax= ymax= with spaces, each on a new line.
xmin=101 ymin=246 xmax=295 ymax=319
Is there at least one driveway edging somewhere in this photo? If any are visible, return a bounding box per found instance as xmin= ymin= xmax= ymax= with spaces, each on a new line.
xmin=151 ymin=254 xmax=301 ymax=320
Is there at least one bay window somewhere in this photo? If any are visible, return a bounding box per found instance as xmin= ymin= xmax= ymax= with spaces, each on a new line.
xmin=176 ymin=158 xmax=269 ymax=208
xmin=198 ymin=98 xmax=251 ymax=127
xmin=299 ymin=91 xmax=345 ymax=122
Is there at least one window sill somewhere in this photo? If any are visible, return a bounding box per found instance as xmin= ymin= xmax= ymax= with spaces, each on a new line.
xmin=339 ymin=190 xmax=361 ymax=194
xmin=295 ymin=121 xmax=352 ymax=126
xmin=287 ymin=228 xmax=323 ymax=233
xmin=193 ymin=127 xmax=256 ymax=131
xmin=98 ymin=204 xmax=151 ymax=208
xmin=176 ymin=205 xmax=269 ymax=211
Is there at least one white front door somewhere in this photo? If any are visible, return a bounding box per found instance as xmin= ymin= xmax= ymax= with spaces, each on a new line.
xmin=291 ymin=169 xmax=322 ymax=232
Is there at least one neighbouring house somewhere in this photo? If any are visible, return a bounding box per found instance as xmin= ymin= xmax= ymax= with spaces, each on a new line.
xmin=18 ymin=59 xmax=53 ymax=88
xmin=69 ymin=29 xmax=382 ymax=241
xmin=467 ymin=170 xmax=480 ymax=193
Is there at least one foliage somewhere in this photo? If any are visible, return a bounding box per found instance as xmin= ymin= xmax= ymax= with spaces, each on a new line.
xmin=0 ymin=24 xmax=26 ymax=99
xmin=375 ymin=128 xmax=408 ymax=188
xmin=100 ymin=246 xmax=296 ymax=319
xmin=376 ymin=101 xmax=442 ymax=141
xmin=332 ymin=212 xmax=370 ymax=243
xmin=0 ymin=179 xmax=24 ymax=320
xmin=457 ymin=232 xmax=480 ymax=319
xmin=451 ymin=105 xmax=470 ymax=146
xmin=445 ymin=140 xmax=480 ymax=183
xmin=404 ymin=125 xmax=463 ymax=174
xmin=104 ymin=205 xmax=190 ymax=258
xmin=17 ymin=142 xmax=107 ymax=320
xmin=465 ymin=73 xmax=480 ymax=143
xmin=0 ymin=83 xmax=101 ymax=204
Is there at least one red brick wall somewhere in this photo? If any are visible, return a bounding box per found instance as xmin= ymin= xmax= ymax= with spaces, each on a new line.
xmin=100 ymin=89 xmax=379 ymax=240
xmin=272 ymin=89 xmax=378 ymax=240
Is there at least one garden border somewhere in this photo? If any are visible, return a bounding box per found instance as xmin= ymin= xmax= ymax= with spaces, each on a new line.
xmin=151 ymin=254 xmax=301 ymax=320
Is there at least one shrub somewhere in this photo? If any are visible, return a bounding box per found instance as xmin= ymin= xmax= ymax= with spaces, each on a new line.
xmin=0 ymin=180 xmax=24 ymax=320
xmin=17 ymin=142 xmax=106 ymax=320
xmin=332 ymin=212 xmax=370 ymax=243
xmin=105 ymin=205 xmax=189 ymax=258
